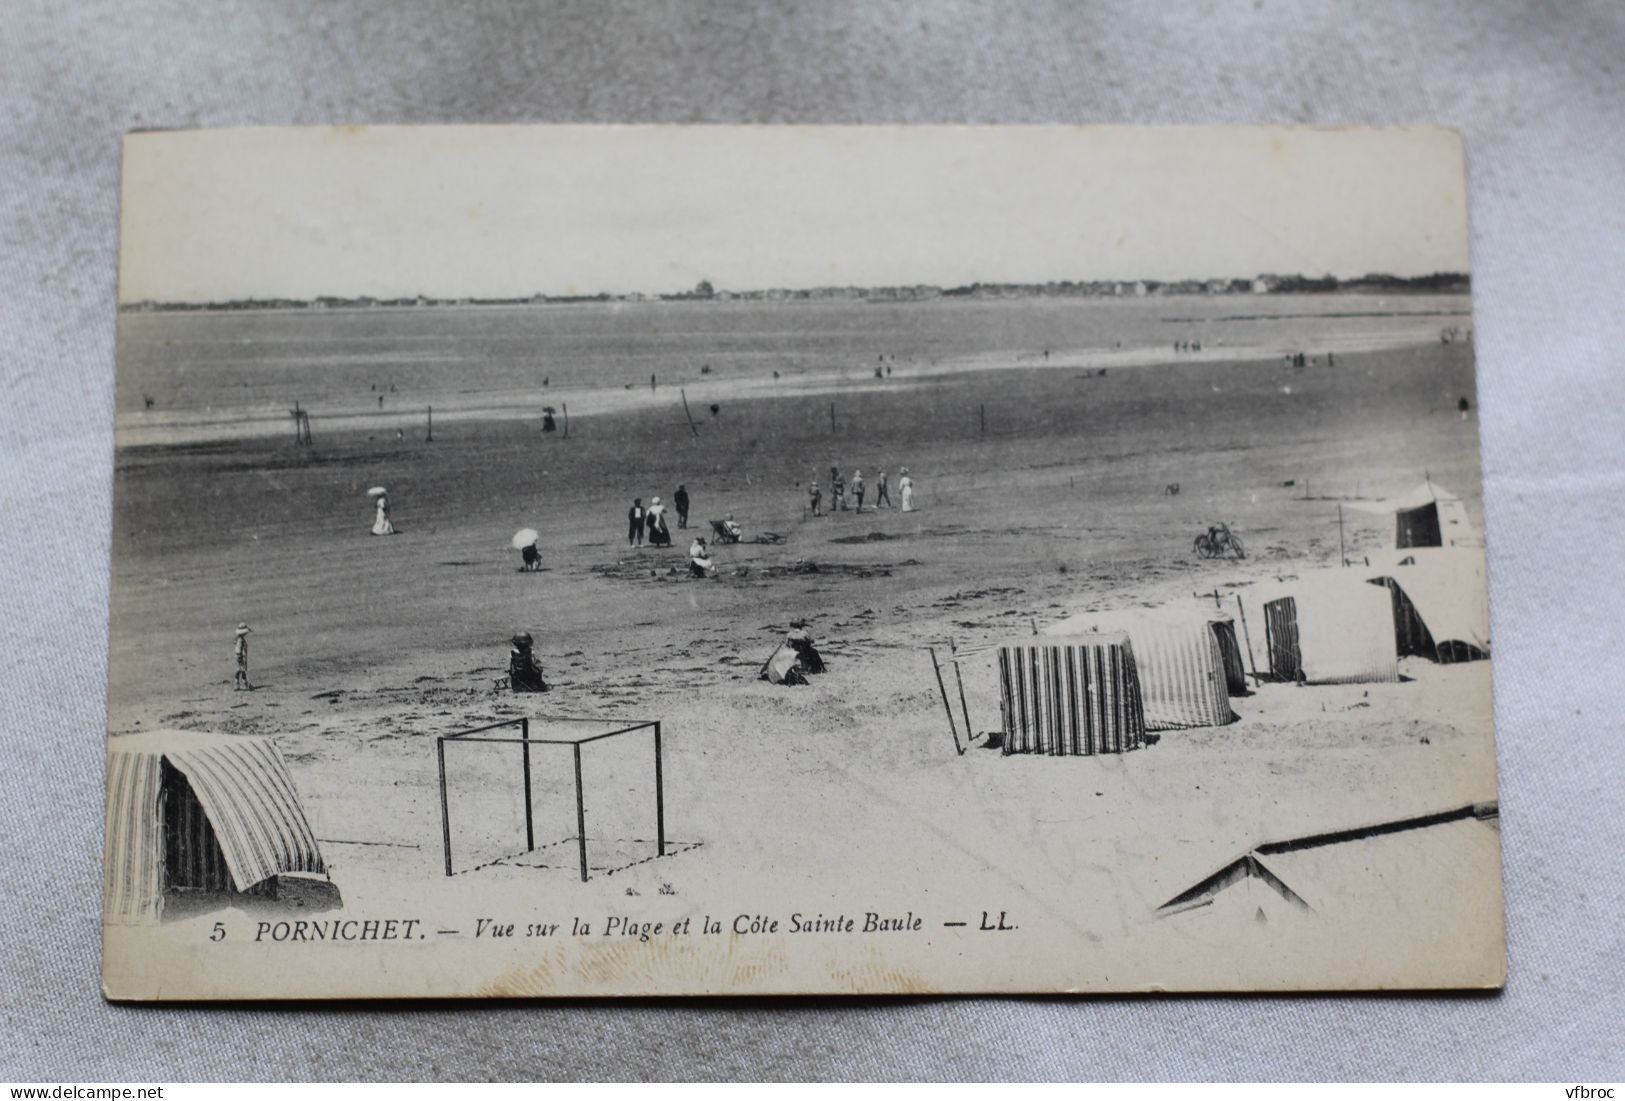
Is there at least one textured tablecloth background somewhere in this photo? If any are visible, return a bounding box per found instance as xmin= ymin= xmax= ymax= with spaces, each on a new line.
xmin=2 ymin=0 xmax=1620 ymax=1081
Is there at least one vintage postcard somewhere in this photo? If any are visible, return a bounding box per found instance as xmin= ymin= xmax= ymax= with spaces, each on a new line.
xmin=104 ymin=125 xmax=1502 ymax=999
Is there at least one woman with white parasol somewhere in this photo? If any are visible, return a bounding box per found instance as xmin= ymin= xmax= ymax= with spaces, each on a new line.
xmin=368 ymin=486 xmax=395 ymax=535
xmin=512 ymin=527 xmax=542 ymax=571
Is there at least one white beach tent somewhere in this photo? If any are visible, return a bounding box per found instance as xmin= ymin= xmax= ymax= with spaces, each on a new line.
xmin=1044 ymin=605 xmax=1242 ymax=730
xmin=1361 ymin=547 xmax=1492 ymax=661
xmin=1251 ymin=569 xmax=1399 ymax=685
xmin=1346 ymin=482 xmax=1477 ymax=549
xmin=104 ymin=731 xmax=327 ymax=924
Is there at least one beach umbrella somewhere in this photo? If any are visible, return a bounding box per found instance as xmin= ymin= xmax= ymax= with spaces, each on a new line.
xmin=366 ymin=486 xmax=388 ymax=498
xmin=511 ymin=528 xmax=540 ymax=550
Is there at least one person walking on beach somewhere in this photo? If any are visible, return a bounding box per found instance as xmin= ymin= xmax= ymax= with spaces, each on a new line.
xmin=831 ymin=467 xmax=847 ymax=511
xmin=674 ymin=484 xmax=690 ymax=529
xmin=851 ymin=470 xmax=866 ymax=512
xmin=646 ymin=496 xmax=671 ymax=547
xmin=899 ymin=467 xmax=916 ymax=512
xmin=875 ymin=470 xmax=892 ymax=509
xmin=809 ymin=480 xmax=822 ymax=517
xmin=370 ymin=488 xmax=395 ymax=535
xmin=628 ymin=498 xmax=646 ymax=547
xmin=233 ymin=623 xmax=253 ymax=691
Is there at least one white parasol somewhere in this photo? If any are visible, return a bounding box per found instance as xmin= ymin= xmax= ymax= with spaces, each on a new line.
xmin=366 ymin=486 xmax=388 ymax=498
xmin=511 ymin=528 xmax=540 ymax=550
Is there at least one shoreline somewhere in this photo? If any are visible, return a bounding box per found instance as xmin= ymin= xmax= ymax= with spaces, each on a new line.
xmin=114 ymin=330 xmax=1460 ymax=449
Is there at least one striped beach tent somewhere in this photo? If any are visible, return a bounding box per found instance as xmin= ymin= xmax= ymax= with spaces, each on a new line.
xmin=1045 ymin=607 xmax=1240 ymax=730
xmin=1345 ymin=482 xmax=1477 ymax=549
xmin=996 ymin=633 xmax=1145 ymax=755
xmin=104 ymin=731 xmax=326 ymax=924
xmin=1362 ymin=547 xmax=1491 ymax=662
xmin=1255 ymin=571 xmax=1399 ymax=685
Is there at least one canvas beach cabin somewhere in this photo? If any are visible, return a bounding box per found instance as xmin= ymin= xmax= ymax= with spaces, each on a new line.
xmin=1251 ymin=570 xmax=1400 ymax=685
xmin=104 ymin=731 xmax=333 ymax=924
xmin=993 ymin=632 xmax=1147 ymax=755
xmin=1043 ymin=606 xmax=1245 ymax=731
xmin=1346 ymin=481 xmax=1477 ymax=549
xmin=1361 ymin=547 xmax=1492 ymax=662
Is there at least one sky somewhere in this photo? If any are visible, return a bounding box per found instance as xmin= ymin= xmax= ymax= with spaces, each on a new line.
xmin=119 ymin=125 xmax=1470 ymax=303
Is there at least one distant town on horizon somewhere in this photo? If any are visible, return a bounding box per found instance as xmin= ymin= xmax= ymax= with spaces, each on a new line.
xmin=120 ymin=271 xmax=1470 ymax=313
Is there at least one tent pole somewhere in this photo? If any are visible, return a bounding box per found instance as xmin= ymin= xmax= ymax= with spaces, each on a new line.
xmin=1236 ymin=595 xmax=1261 ymax=685
xmin=950 ymin=639 xmax=973 ymax=748
xmin=573 ymin=743 xmax=589 ymax=882
xmin=437 ymin=737 xmax=453 ymax=877
xmin=653 ymin=721 xmax=666 ymax=857
xmin=928 ymin=647 xmax=964 ymax=755
xmin=521 ymin=718 xmax=534 ymax=853
xmin=1338 ymin=504 xmax=1346 ymax=566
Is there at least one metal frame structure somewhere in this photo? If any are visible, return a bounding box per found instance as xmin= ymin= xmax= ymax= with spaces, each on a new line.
xmin=436 ymin=715 xmax=665 ymax=882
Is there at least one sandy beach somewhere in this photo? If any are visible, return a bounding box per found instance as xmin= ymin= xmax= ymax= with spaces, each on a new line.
xmin=106 ymin=302 xmax=1501 ymax=996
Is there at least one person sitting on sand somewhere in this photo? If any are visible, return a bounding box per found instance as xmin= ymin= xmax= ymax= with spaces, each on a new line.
xmin=674 ymin=484 xmax=690 ymax=529
xmin=851 ymin=470 xmax=866 ymax=512
xmin=509 ymin=631 xmax=549 ymax=693
xmin=721 ymin=514 xmax=742 ymax=543
xmin=371 ymin=490 xmax=395 ymax=535
xmin=518 ymin=535 xmax=541 ymax=572
xmin=689 ymin=536 xmax=717 ymax=578
xmin=233 ymin=622 xmax=252 ymax=691
xmin=899 ymin=467 xmax=915 ymax=512
xmin=809 ymin=480 xmax=822 ymax=516
xmin=786 ymin=619 xmax=825 ymax=674
xmin=628 ymin=498 xmax=645 ymax=547
xmin=647 ymin=497 xmax=672 ymax=547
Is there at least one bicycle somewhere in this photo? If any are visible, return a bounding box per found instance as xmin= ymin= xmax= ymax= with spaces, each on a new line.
xmin=1194 ymin=523 xmax=1246 ymax=560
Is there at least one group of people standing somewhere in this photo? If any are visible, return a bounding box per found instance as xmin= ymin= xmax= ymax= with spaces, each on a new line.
xmin=627 ymin=485 xmax=691 ymax=548
xmin=808 ymin=466 xmax=913 ymax=516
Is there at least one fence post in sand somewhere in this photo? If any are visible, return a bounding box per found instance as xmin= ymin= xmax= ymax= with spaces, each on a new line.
xmin=562 ymin=402 xmax=569 ymax=438
xmin=928 ymin=647 xmax=964 ymax=755
xmin=426 ymin=405 xmax=433 ymax=442
xmin=680 ymin=388 xmax=700 ymax=437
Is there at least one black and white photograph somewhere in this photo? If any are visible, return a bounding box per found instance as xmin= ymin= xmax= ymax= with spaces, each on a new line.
xmin=102 ymin=124 xmax=1502 ymax=1000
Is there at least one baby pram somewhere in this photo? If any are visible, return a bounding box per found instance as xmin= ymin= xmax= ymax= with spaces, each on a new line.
xmin=710 ymin=519 xmax=785 ymax=545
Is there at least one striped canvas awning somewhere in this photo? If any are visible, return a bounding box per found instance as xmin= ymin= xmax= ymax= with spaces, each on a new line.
xmin=104 ymin=731 xmax=326 ymax=924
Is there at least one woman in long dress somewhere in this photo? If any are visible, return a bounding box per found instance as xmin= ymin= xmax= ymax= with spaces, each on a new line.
xmin=371 ymin=491 xmax=395 ymax=535
xmin=646 ymin=496 xmax=671 ymax=547
xmin=899 ymin=467 xmax=915 ymax=512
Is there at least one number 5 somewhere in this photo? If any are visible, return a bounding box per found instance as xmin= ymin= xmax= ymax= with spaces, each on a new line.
xmin=210 ymin=922 xmax=226 ymax=942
